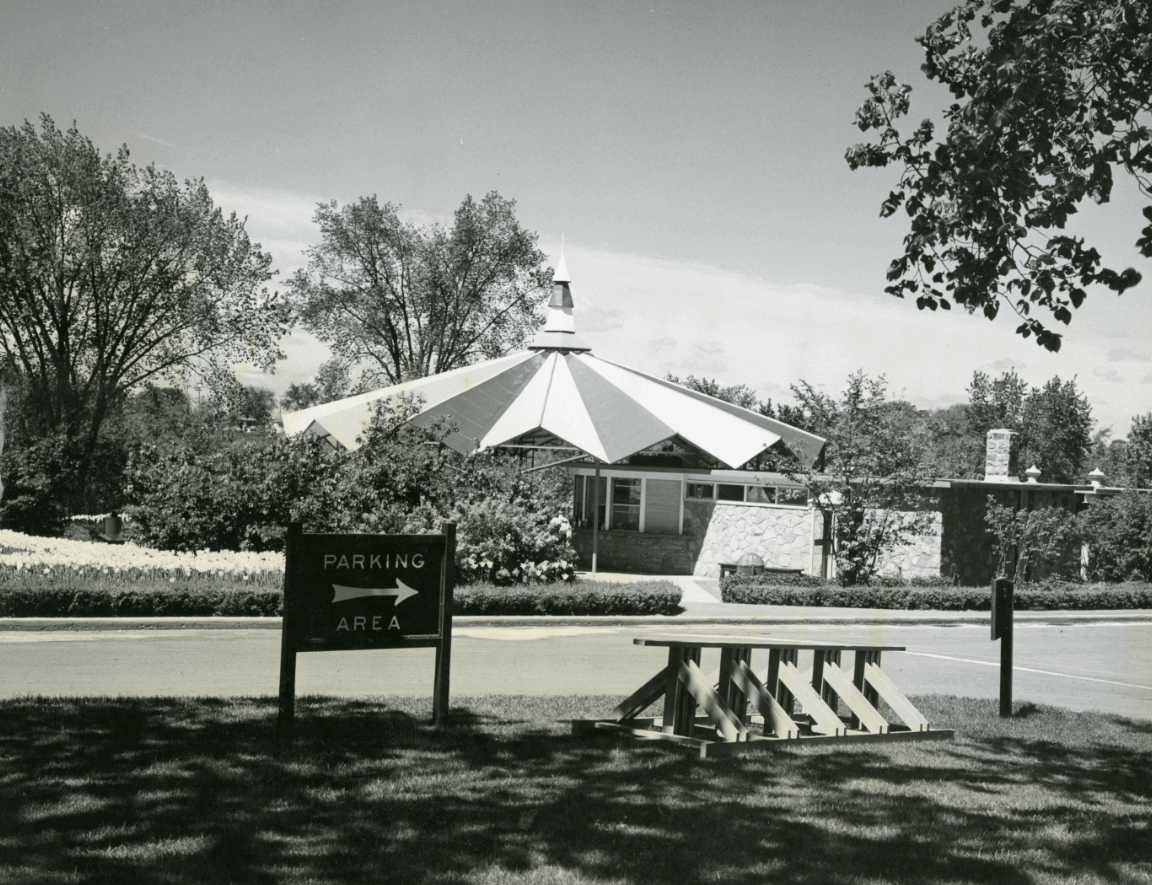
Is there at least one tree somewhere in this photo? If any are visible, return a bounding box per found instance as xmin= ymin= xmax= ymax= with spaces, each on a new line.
xmin=664 ymin=374 xmax=763 ymax=411
xmin=960 ymin=369 xmax=1093 ymax=481
xmin=0 ymin=116 xmax=287 ymax=505
xmin=791 ymin=372 xmax=935 ymax=585
xmin=279 ymin=382 xmax=320 ymax=414
xmin=1018 ymin=376 xmax=1094 ymax=482
xmin=1129 ymin=412 xmax=1152 ymax=487
xmin=847 ymin=0 xmax=1152 ymax=351
xmin=288 ymin=192 xmax=551 ymax=387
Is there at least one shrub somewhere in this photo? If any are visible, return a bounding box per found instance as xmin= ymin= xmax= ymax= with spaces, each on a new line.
xmin=0 ymin=577 xmax=282 ymax=618
xmin=985 ymin=497 xmax=1082 ymax=581
xmin=454 ymin=580 xmax=681 ymax=616
xmin=721 ymin=576 xmax=1152 ymax=610
xmin=1080 ymin=491 xmax=1152 ymax=582
xmin=453 ymin=499 xmax=577 ymax=585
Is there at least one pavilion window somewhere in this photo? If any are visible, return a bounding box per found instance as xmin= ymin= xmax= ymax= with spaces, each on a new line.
xmin=778 ymin=487 xmax=807 ymax=505
xmin=745 ymin=486 xmax=773 ymax=504
xmin=716 ymin=484 xmax=744 ymax=502
xmin=686 ymin=483 xmax=714 ymax=499
xmin=574 ymin=475 xmax=607 ymax=529
xmin=611 ymin=478 xmax=641 ymax=531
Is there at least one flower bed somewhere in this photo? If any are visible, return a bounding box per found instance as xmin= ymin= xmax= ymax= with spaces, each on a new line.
xmin=0 ymin=530 xmax=680 ymax=618
xmin=0 ymin=529 xmax=283 ymax=587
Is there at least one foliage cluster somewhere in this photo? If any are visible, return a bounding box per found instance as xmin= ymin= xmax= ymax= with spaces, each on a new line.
xmin=985 ymin=490 xmax=1152 ymax=582
xmin=121 ymin=397 xmax=577 ymax=582
xmin=454 ymin=579 xmax=681 ymax=616
xmin=286 ymin=191 xmax=551 ymax=392
xmin=0 ymin=116 xmax=287 ymax=518
xmin=453 ymin=505 xmax=577 ymax=585
xmin=721 ymin=575 xmax=1152 ymax=610
xmin=790 ymin=372 xmax=937 ymax=586
xmin=848 ymin=0 xmax=1152 ymax=350
xmin=0 ymin=573 xmax=678 ymax=618
xmin=0 ymin=580 xmax=281 ymax=617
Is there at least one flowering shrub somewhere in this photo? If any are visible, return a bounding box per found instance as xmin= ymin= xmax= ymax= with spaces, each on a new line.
xmin=453 ymin=500 xmax=577 ymax=586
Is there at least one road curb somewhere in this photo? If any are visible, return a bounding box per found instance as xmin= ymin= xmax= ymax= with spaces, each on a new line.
xmin=3 ymin=610 xmax=1152 ymax=632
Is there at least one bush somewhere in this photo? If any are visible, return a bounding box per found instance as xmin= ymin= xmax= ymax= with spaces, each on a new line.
xmin=1080 ymin=491 xmax=1152 ymax=582
xmin=721 ymin=576 xmax=1152 ymax=610
xmin=0 ymin=576 xmax=282 ymax=618
xmin=454 ymin=580 xmax=681 ymax=616
xmin=453 ymin=499 xmax=577 ymax=585
xmin=0 ymin=431 xmax=78 ymax=536
xmin=0 ymin=574 xmax=679 ymax=617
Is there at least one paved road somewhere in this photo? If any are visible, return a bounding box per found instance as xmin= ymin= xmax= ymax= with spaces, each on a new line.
xmin=2 ymin=621 xmax=1150 ymax=721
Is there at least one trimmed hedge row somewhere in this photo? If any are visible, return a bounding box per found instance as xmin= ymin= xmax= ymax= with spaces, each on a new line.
xmin=0 ymin=577 xmax=681 ymax=618
xmin=721 ymin=575 xmax=1152 ymax=611
xmin=454 ymin=580 xmax=682 ymax=616
xmin=0 ymin=583 xmax=282 ymax=617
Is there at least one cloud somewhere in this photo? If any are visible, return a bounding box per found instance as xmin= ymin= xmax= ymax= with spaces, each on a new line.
xmin=663 ymin=342 xmax=728 ymax=375
xmin=1107 ymin=349 xmax=1152 ymax=362
xmin=651 ymin=336 xmax=677 ymax=348
xmin=978 ymin=358 xmax=1027 ymax=373
xmin=1093 ymin=366 xmax=1124 ymax=383
xmin=137 ymin=133 xmax=175 ymax=148
xmin=579 ymin=303 xmax=625 ymax=333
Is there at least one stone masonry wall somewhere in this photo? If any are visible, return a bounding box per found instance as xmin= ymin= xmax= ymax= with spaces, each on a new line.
xmin=692 ymin=504 xmax=814 ymax=579
xmin=874 ymin=511 xmax=943 ymax=581
xmin=572 ymin=529 xmax=702 ymax=574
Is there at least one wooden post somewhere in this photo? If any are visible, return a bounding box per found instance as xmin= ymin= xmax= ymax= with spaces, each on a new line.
xmin=433 ymin=521 xmax=456 ymax=727
xmin=278 ymin=522 xmax=302 ymax=727
xmin=992 ymin=577 xmax=1014 ymax=718
xmin=591 ymin=464 xmax=601 ymax=574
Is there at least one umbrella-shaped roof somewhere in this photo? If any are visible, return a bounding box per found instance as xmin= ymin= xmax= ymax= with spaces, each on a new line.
xmin=282 ymin=256 xmax=825 ymax=469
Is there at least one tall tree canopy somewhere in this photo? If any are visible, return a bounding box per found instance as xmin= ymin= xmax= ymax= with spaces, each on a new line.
xmin=288 ymin=192 xmax=551 ymax=389
xmin=0 ymin=116 xmax=287 ymax=486
xmin=847 ymin=0 xmax=1152 ymax=350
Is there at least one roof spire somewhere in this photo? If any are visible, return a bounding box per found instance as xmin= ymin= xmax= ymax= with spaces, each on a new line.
xmin=529 ymin=243 xmax=591 ymax=352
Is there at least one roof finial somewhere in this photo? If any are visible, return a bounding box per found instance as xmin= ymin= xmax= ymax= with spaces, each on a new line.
xmin=529 ymin=242 xmax=589 ymax=352
xmin=554 ymin=235 xmax=571 ymax=283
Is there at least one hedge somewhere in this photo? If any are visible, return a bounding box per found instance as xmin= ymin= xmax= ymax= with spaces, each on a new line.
xmin=0 ymin=576 xmax=681 ymax=618
xmin=721 ymin=575 xmax=1152 ymax=611
xmin=0 ymin=582 xmax=282 ymax=617
xmin=454 ymin=580 xmax=681 ymax=616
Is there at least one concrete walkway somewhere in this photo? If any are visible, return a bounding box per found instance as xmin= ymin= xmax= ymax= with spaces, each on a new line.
xmin=4 ymin=570 xmax=1150 ymax=631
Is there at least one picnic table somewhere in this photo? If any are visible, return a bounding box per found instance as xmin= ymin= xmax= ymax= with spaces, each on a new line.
xmin=573 ymin=634 xmax=952 ymax=757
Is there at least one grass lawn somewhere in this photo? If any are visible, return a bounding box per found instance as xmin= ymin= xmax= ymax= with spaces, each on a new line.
xmin=2 ymin=695 xmax=1150 ymax=885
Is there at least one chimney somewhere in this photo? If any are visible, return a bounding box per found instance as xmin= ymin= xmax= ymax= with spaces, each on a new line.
xmin=984 ymin=429 xmax=1015 ymax=483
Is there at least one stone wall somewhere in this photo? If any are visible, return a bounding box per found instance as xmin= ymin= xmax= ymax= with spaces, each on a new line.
xmin=572 ymin=528 xmax=702 ymax=574
xmin=692 ymin=503 xmax=815 ymax=578
xmin=874 ymin=511 xmax=943 ymax=581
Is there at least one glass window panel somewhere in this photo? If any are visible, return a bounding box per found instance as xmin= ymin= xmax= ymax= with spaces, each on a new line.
xmin=745 ymin=486 xmax=773 ymax=504
xmin=611 ymin=478 xmax=641 ymax=531
xmin=686 ymin=483 xmax=714 ymax=499
xmin=778 ymin=487 xmax=807 ymax=505
xmin=717 ymin=484 xmax=744 ymax=501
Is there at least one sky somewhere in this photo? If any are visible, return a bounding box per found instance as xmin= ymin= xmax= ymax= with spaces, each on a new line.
xmin=4 ymin=0 xmax=1151 ymax=441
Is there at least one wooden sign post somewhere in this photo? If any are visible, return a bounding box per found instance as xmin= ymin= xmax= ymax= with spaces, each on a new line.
xmin=990 ymin=577 xmax=1013 ymax=718
xmin=278 ymin=521 xmax=456 ymax=727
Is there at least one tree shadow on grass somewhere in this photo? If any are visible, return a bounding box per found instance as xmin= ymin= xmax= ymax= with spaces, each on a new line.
xmin=0 ymin=694 xmax=1150 ymax=884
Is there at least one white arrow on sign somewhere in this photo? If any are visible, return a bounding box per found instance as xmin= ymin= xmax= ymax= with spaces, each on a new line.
xmin=331 ymin=579 xmax=419 ymax=605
